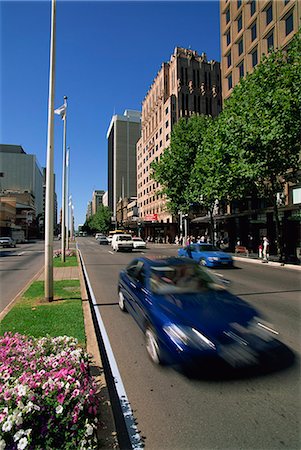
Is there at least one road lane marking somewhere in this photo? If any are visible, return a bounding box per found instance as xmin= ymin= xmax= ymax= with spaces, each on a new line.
xmin=108 ymin=250 xmax=114 ymax=255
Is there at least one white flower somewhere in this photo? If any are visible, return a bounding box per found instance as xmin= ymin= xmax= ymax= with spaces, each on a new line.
xmin=0 ymin=438 xmax=6 ymax=450
xmin=24 ymin=402 xmax=33 ymax=413
xmin=17 ymin=437 xmax=28 ymax=450
xmin=85 ymin=423 xmax=94 ymax=436
xmin=2 ymin=419 xmax=13 ymax=432
xmin=17 ymin=385 xmax=27 ymax=397
xmin=14 ymin=429 xmax=25 ymax=442
xmin=56 ymin=405 xmax=63 ymax=414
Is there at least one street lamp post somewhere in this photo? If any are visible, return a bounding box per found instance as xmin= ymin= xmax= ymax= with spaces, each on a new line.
xmin=44 ymin=0 xmax=56 ymax=302
xmin=66 ymin=147 xmax=70 ymax=250
xmin=59 ymin=96 xmax=67 ymax=262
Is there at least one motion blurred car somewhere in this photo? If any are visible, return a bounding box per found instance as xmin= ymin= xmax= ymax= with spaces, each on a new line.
xmin=178 ymin=243 xmax=233 ymax=267
xmin=0 ymin=237 xmax=16 ymax=248
xmin=132 ymin=237 xmax=147 ymax=250
xmin=98 ymin=235 xmax=108 ymax=245
xmin=118 ymin=257 xmax=282 ymax=369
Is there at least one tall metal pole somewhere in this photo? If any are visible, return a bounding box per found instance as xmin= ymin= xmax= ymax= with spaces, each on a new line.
xmin=61 ymin=96 xmax=67 ymax=262
xmin=66 ymin=147 xmax=70 ymax=250
xmin=44 ymin=0 xmax=56 ymax=302
xmin=71 ymin=203 xmax=74 ymax=241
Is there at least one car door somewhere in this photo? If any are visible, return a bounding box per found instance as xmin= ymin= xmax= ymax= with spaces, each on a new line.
xmin=126 ymin=262 xmax=150 ymax=327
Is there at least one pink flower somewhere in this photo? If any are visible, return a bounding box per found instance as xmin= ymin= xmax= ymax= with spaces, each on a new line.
xmin=71 ymin=389 xmax=80 ymax=398
xmin=57 ymin=393 xmax=65 ymax=404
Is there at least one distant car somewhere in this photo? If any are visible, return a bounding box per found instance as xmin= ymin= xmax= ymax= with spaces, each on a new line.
xmin=112 ymin=234 xmax=134 ymax=252
xmin=0 ymin=237 xmax=16 ymax=248
xmin=178 ymin=243 xmax=233 ymax=268
xmin=132 ymin=237 xmax=147 ymax=250
xmin=118 ymin=257 xmax=282 ymax=368
xmin=98 ymin=236 xmax=109 ymax=245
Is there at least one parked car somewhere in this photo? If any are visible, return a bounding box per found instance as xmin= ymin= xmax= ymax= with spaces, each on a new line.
xmin=178 ymin=243 xmax=233 ymax=267
xmin=112 ymin=234 xmax=134 ymax=252
xmin=98 ymin=236 xmax=109 ymax=245
xmin=118 ymin=257 xmax=282 ymax=368
xmin=0 ymin=237 xmax=16 ymax=248
xmin=132 ymin=237 xmax=147 ymax=250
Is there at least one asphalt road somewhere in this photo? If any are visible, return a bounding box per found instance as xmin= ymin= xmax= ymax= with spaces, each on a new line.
xmin=78 ymin=237 xmax=301 ymax=450
xmin=0 ymin=240 xmax=57 ymax=313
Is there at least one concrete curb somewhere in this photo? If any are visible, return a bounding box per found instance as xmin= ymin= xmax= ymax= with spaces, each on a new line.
xmin=233 ymin=256 xmax=301 ymax=271
xmin=77 ymin=251 xmax=118 ymax=449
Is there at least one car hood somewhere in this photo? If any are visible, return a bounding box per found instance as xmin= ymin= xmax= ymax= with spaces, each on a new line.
xmin=157 ymin=290 xmax=256 ymax=338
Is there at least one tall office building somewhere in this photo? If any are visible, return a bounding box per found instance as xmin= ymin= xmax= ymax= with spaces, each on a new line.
xmin=220 ymin=0 xmax=301 ymax=101
xmin=92 ymin=190 xmax=105 ymax=215
xmin=136 ymin=47 xmax=222 ymax=238
xmin=107 ymin=110 xmax=141 ymax=219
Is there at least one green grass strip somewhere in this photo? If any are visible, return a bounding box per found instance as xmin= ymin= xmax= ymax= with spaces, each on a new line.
xmin=53 ymin=255 xmax=78 ymax=267
xmin=0 ymin=280 xmax=86 ymax=346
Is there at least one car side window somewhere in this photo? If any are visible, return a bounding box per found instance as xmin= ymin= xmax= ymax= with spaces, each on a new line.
xmin=135 ymin=267 xmax=146 ymax=286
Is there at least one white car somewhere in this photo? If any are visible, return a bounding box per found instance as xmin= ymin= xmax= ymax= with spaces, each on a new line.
xmin=0 ymin=237 xmax=16 ymax=248
xmin=132 ymin=237 xmax=146 ymax=250
xmin=112 ymin=234 xmax=133 ymax=252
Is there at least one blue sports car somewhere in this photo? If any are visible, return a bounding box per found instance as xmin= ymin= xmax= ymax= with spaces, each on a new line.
xmin=118 ymin=257 xmax=281 ymax=368
xmin=178 ymin=243 xmax=233 ymax=267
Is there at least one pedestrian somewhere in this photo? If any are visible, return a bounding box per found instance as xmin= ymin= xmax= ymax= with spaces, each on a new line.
xmin=262 ymin=237 xmax=269 ymax=262
xmin=258 ymin=243 xmax=263 ymax=259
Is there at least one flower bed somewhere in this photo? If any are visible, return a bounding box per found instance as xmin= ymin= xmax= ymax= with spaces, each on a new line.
xmin=53 ymin=249 xmax=76 ymax=258
xmin=0 ymin=333 xmax=99 ymax=449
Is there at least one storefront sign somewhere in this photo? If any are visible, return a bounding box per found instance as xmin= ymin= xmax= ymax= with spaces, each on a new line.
xmin=144 ymin=214 xmax=158 ymax=222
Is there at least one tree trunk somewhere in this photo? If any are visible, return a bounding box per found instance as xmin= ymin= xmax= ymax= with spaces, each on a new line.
xmin=272 ymin=194 xmax=284 ymax=262
xmin=209 ymin=208 xmax=215 ymax=245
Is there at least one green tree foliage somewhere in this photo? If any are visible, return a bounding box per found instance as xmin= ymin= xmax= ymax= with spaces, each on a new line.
xmin=219 ymin=30 xmax=301 ymax=258
xmin=151 ymin=114 xmax=211 ymax=214
xmin=83 ymin=205 xmax=112 ymax=234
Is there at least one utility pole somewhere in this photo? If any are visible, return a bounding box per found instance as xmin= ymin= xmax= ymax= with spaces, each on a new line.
xmin=60 ymin=96 xmax=68 ymax=262
xmin=44 ymin=0 xmax=56 ymax=302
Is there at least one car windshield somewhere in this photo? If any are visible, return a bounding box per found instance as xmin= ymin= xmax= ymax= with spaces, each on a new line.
xmin=150 ymin=263 xmax=222 ymax=294
xmin=133 ymin=238 xmax=143 ymax=241
xmin=197 ymin=244 xmax=220 ymax=252
xmin=119 ymin=235 xmax=132 ymax=241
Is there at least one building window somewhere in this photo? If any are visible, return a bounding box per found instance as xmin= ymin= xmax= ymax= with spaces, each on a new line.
xmin=285 ymin=13 xmax=294 ymax=36
xmin=267 ymin=31 xmax=274 ymax=50
xmin=238 ymin=38 xmax=244 ymax=56
xmin=165 ymin=107 xmax=169 ymax=114
xmin=226 ymin=29 xmax=231 ymax=46
xmin=284 ymin=0 xmax=290 ymax=5
xmin=266 ymin=4 xmax=273 ymax=25
xmin=239 ymin=62 xmax=244 ymax=79
xmin=237 ymin=0 xmax=242 ymax=9
xmin=226 ymin=8 xmax=230 ymax=24
xmin=250 ymin=0 xmax=256 ymax=16
xmin=237 ymin=14 xmax=242 ymax=32
xmin=165 ymin=120 xmax=169 ymax=128
xmin=227 ymin=51 xmax=232 ymax=68
xmin=251 ymin=21 xmax=257 ymax=41
xmin=227 ymin=73 xmax=233 ymax=90
xmin=252 ymin=48 xmax=258 ymax=67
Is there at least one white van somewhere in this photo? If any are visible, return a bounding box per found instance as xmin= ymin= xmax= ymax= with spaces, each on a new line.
xmin=112 ymin=234 xmax=134 ymax=252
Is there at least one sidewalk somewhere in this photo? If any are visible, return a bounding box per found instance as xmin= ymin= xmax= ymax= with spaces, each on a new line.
xmin=37 ymin=266 xmax=79 ymax=281
xmin=232 ymin=252 xmax=301 ymax=271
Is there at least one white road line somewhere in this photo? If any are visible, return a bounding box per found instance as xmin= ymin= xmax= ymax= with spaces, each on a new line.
xmin=108 ymin=250 xmax=114 ymax=255
xmin=79 ymin=249 xmax=142 ymax=449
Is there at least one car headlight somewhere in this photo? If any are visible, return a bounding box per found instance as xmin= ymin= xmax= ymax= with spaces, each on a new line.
xmin=163 ymin=324 xmax=216 ymax=350
xmin=208 ymin=257 xmax=219 ymax=261
xmin=248 ymin=317 xmax=279 ymax=341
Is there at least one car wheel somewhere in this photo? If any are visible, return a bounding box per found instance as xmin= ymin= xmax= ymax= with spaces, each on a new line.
xmin=118 ymin=290 xmax=127 ymax=312
xmin=145 ymin=327 xmax=162 ymax=365
xmin=200 ymin=258 xmax=206 ymax=266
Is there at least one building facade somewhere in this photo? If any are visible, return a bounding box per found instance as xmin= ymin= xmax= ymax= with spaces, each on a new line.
xmin=0 ymin=144 xmax=45 ymax=237
xmin=220 ymin=0 xmax=301 ymax=101
xmin=216 ymin=0 xmax=301 ymax=261
xmin=107 ymin=110 xmax=141 ymax=220
xmin=136 ymin=47 xmax=222 ymax=240
xmin=92 ymin=190 xmax=105 ymax=215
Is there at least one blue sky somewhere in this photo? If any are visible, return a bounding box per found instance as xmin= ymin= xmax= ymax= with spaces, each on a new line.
xmin=1 ymin=0 xmax=221 ymax=227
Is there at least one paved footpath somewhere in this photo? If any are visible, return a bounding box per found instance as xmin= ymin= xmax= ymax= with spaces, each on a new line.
xmin=37 ymin=266 xmax=79 ymax=281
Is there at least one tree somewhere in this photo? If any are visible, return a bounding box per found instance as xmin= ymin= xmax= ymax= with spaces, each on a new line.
xmin=218 ymin=31 xmax=301 ymax=259
xmin=151 ymin=114 xmax=211 ymax=214
xmin=83 ymin=205 xmax=112 ymax=234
